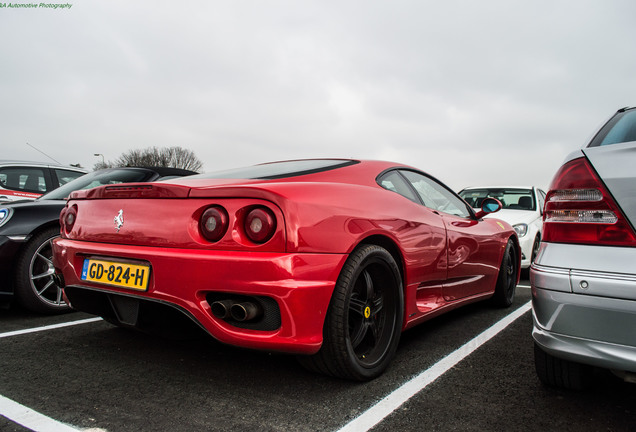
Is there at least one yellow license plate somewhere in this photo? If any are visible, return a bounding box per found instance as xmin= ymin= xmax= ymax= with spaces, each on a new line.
xmin=81 ymin=258 xmax=151 ymax=291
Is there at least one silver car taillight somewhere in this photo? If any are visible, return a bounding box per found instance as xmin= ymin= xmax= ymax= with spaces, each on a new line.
xmin=543 ymin=157 xmax=636 ymax=246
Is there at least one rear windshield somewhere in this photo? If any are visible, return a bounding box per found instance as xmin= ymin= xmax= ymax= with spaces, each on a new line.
xmin=588 ymin=108 xmax=636 ymax=147
xmin=459 ymin=188 xmax=535 ymax=211
xmin=39 ymin=168 xmax=157 ymax=200
xmin=194 ymin=159 xmax=358 ymax=180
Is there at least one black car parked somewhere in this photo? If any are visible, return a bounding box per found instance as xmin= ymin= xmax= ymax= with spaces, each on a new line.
xmin=0 ymin=166 xmax=197 ymax=314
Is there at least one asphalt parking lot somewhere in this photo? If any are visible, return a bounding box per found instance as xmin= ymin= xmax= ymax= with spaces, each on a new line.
xmin=1 ymin=280 xmax=635 ymax=432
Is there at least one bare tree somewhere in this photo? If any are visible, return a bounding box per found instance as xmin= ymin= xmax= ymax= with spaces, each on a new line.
xmin=93 ymin=147 xmax=203 ymax=172
xmin=92 ymin=161 xmax=113 ymax=170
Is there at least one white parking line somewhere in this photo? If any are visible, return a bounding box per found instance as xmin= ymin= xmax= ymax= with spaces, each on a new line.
xmin=0 ymin=318 xmax=102 ymax=339
xmin=2 ymin=299 xmax=533 ymax=431
xmin=337 ymin=300 xmax=532 ymax=432
xmin=0 ymin=394 xmax=82 ymax=432
xmin=1 ymin=317 xmax=104 ymax=431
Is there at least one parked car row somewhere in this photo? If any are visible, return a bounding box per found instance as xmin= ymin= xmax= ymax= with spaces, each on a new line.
xmin=4 ymin=107 xmax=635 ymax=384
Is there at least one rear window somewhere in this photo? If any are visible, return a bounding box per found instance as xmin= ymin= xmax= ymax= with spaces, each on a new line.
xmin=588 ymin=108 xmax=636 ymax=147
xmin=41 ymin=168 xmax=157 ymax=200
xmin=195 ymin=159 xmax=358 ymax=180
xmin=459 ymin=188 xmax=535 ymax=211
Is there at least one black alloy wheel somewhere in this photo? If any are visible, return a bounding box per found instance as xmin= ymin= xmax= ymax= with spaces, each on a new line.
xmin=14 ymin=226 xmax=70 ymax=314
xmin=298 ymin=244 xmax=404 ymax=380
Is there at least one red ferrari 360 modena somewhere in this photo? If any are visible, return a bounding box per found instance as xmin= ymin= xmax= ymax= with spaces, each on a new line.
xmin=52 ymin=159 xmax=519 ymax=380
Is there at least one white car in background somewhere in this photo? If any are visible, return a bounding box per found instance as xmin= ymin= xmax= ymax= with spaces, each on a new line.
xmin=459 ymin=187 xmax=546 ymax=272
xmin=0 ymin=160 xmax=87 ymax=203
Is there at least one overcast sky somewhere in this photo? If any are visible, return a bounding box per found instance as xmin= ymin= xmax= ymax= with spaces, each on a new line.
xmin=2 ymin=0 xmax=634 ymax=190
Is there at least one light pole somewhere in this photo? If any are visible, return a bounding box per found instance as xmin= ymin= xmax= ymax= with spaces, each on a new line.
xmin=94 ymin=153 xmax=105 ymax=165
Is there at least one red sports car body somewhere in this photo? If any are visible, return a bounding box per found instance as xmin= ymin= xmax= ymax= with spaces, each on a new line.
xmin=52 ymin=159 xmax=519 ymax=380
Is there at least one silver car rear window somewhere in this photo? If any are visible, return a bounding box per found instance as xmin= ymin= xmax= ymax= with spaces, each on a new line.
xmin=588 ymin=108 xmax=636 ymax=147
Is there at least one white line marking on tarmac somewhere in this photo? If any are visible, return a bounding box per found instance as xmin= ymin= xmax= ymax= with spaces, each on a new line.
xmin=1 ymin=318 xmax=105 ymax=430
xmin=1 ymin=294 xmax=533 ymax=431
xmin=337 ymin=300 xmax=532 ymax=432
xmin=0 ymin=394 xmax=82 ymax=432
xmin=0 ymin=317 xmax=102 ymax=339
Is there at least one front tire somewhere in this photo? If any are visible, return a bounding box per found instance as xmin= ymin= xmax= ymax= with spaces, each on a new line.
xmin=14 ymin=227 xmax=71 ymax=314
xmin=298 ymin=244 xmax=404 ymax=380
xmin=491 ymin=239 xmax=517 ymax=307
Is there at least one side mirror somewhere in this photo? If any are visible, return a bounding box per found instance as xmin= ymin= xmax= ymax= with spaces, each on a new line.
xmin=474 ymin=197 xmax=502 ymax=219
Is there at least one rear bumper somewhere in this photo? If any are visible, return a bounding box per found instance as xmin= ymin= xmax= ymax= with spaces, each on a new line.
xmin=531 ymin=242 xmax=636 ymax=372
xmin=532 ymin=286 xmax=636 ymax=373
xmin=53 ymin=238 xmax=348 ymax=354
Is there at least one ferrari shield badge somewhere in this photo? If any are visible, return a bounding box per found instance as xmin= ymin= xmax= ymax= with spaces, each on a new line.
xmin=114 ymin=209 xmax=124 ymax=232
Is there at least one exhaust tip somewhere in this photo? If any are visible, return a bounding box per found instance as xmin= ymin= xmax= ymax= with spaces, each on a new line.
xmin=230 ymin=302 xmax=263 ymax=322
xmin=210 ymin=300 xmax=235 ymax=319
xmin=206 ymin=293 xmax=281 ymax=330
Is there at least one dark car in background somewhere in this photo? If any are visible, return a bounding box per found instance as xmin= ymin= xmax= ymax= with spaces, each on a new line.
xmin=0 ymin=166 xmax=197 ymax=314
xmin=532 ymin=106 xmax=636 ymax=389
xmin=0 ymin=160 xmax=87 ymax=203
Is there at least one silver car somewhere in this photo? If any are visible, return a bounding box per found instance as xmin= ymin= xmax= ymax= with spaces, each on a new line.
xmin=532 ymin=106 xmax=636 ymax=389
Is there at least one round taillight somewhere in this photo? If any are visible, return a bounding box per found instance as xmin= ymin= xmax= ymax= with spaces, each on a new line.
xmin=58 ymin=208 xmax=66 ymax=226
xmin=64 ymin=207 xmax=77 ymax=232
xmin=200 ymin=206 xmax=229 ymax=242
xmin=244 ymin=207 xmax=276 ymax=243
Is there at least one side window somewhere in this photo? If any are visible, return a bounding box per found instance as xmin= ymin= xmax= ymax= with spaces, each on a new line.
xmin=54 ymin=169 xmax=85 ymax=187
xmin=400 ymin=170 xmax=471 ymax=218
xmin=0 ymin=167 xmax=47 ymax=193
xmin=377 ymin=170 xmax=420 ymax=204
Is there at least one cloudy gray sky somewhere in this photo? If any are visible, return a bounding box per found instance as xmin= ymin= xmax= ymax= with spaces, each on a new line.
xmin=2 ymin=0 xmax=634 ymax=190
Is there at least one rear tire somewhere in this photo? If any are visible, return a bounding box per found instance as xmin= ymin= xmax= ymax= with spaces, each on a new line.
xmin=14 ymin=227 xmax=70 ymax=314
xmin=491 ymin=239 xmax=517 ymax=307
xmin=298 ymin=244 xmax=403 ymax=381
xmin=534 ymin=343 xmax=591 ymax=390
